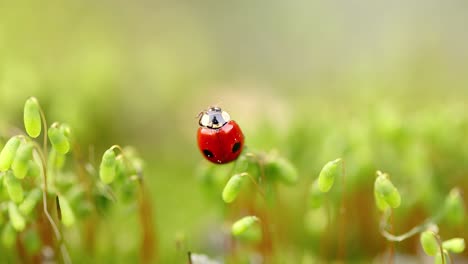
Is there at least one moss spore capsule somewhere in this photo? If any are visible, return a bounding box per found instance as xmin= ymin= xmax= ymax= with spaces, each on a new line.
xmin=115 ymin=155 xmax=127 ymax=181
xmin=60 ymin=123 xmax=72 ymax=138
xmin=1 ymin=224 xmax=16 ymax=249
xmin=317 ymin=158 xmax=341 ymax=193
xmin=12 ymin=142 xmax=33 ymax=179
xmin=231 ymin=216 xmax=259 ymax=236
xmin=309 ymin=180 xmax=323 ymax=209
xmin=28 ymin=160 xmax=41 ymax=178
xmin=222 ymin=173 xmax=245 ymax=203
xmin=19 ymin=189 xmax=42 ymax=215
xmin=58 ymin=195 xmax=75 ymax=227
xmin=442 ymin=238 xmax=465 ymax=253
xmin=374 ymin=171 xmax=401 ymax=209
xmin=48 ymin=124 xmax=70 ymax=154
xmin=8 ymin=202 xmax=26 ymax=231
xmin=0 ymin=136 xmax=21 ymax=171
xmin=99 ymin=148 xmax=117 ymax=184
xmin=443 ymin=188 xmax=465 ymax=225
xmin=420 ymin=230 xmax=439 ymax=256
xmin=24 ymin=97 xmax=42 ymax=138
xmin=4 ymin=171 xmax=24 ymax=203
xmin=265 ymin=155 xmax=298 ymax=185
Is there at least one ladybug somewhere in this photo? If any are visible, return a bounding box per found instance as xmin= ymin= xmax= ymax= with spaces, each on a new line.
xmin=197 ymin=107 xmax=245 ymax=164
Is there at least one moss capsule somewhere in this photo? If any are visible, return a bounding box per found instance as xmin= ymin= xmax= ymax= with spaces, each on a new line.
xmin=265 ymin=155 xmax=298 ymax=185
xmin=374 ymin=187 xmax=389 ymax=211
xmin=0 ymin=136 xmax=21 ymax=171
xmin=48 ymin=125 xmax=70 ymax=154
xmin=58 ymin=195 xmax=75 ymax=227
xmin=317 ymin=158 xmax=341 ymax=193
xmin=1 ymin=224 xmax=16 ymax=249
xmin=222 ymin=173 xmax=245 ymax=203
xmin=28 ymin=160 xmax=41 ymax=178
xmin=442 ymin=238 xmax=465 ymax=253
xmin=100 ymin=149 xmax=117 ymax=184
xmin=443 ymin=188 xmax=465 ymax=225
xmin=4 ymin=171 xmax=24 ymax=203
xmin=48 ymin=149 xmax=66 ymax=170
xmin=231 ymin=216 xmax=259 ymax=236
xmin=309 ymin=180 xmax=324 ymax=209
xmin=12 ymin=142 xmax=33 ymax=179
xmin=420 ymin=231 xmax=439 ymax=256
xmin=60 ymin=123 xmax=72 ymax=138
xmin=8 ymin=202 xmax=26 ymax=231
xmin=19 ymin=189 xmax=42 ymax=215
xmin=24 ymin=97 xmax=42 ymax=138
xmin=374 ymin=172 xmax=401 ymax=209
xmin=115 ymin=155 xmax=127 ymax=181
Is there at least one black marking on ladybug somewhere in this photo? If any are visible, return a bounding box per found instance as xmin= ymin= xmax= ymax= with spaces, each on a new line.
xmin=212 ymin=116 xmax=219 ymax=125
xmin=232 ymin=142 xmax=241 ymax=153
xmin=203 ymin=149 xmax=214 ymax=158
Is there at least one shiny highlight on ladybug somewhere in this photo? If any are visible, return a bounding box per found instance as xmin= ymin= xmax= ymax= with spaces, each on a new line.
xmin=197 ymin=107 xmax=245 ymax=164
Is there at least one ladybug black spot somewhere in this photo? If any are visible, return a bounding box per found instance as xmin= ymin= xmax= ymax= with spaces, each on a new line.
xmin=203 ymin=149 xmax=214 ymax=158
xmin=232 ymin=142 xmax=241 ymax=153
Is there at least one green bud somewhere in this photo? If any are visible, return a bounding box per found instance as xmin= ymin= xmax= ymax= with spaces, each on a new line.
xmin=0 ymin=136 xmax=21 ymax=171
xmin=317 ymin=158 xmax=341 ymax=192
xmin=374 ymin=188 xmax=389 ymax=211
xmin=443 ymin=238 xmax=465 ymax=253
xmin=235 ymin=221 xmax=262 ymax=242
xmin=434 ymin=250 xmax=450 ymax=264
xmin=58 ymin=195 xmax=75 ymax=227
xmin=19 ymin=189 xmax=42 ymax=215
xmin=308 ymin=180 xmax=323 ymax=209
xmin=23 ymin=97 xmax=42 ymax=138
xmin=48 ymin=124 xmax=70 ymax=154
xmin=4 ymin=171 xmax=24 ymax=203
xmin=1 ymin=224 xmax=16 ymax=249
xmin=264 ymin=155 xmax=298 ymax=185
xmin=99 ymin=149 xmax=117 ymax=184
xmin=48 ymin=149 xmax=66 ymax=170
xmin=28 ymin=160 xmax=41 ymax=178
xmin=374 ymin=172 xmax=401 ymax=209
xmin=115 ymin=155 xmax=127 ymax=180
xmin=222 ymin=173 xmax=245 ymax=203
xmin=12 ymin=142 xmax=33 ymax=179
xmin=420 ymin=231 xmax=439 ymax=256
xmin=60 ymin=123 xmax=72 ymax=138
xmin=443 ymin=188 xmax=465 ymax=225
xmin=8 ymin=202 xmax=26 ymax=231
xmin=231 ymin=216 xmax=260 ymax=236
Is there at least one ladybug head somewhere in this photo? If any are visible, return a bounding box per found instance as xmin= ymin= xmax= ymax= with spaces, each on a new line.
xmin=199 ymin=107 xmax=231 ymax=129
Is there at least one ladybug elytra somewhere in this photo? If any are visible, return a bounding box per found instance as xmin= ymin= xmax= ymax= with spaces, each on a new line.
xmin=197 ymin=107 xmax=244 ymax=164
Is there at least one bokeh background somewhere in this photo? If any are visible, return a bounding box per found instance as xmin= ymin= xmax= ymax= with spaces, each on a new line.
xmin=1 ymin=0 xmax=467 ymax=263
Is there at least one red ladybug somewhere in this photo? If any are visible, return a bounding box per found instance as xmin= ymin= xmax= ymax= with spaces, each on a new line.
xmin=197 ymin=107 xmax=244 ymax=164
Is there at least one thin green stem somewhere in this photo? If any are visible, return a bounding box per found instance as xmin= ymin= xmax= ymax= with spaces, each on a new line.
xmin=37 ymin=103 xmax=48 ymax=174
xmin=36 ymin=102 xmax=72 ymax=264
xmin=432 ymin=232 xmax=446 ymax=264
xmin=379 ymin=208 xmax=444 ymax=242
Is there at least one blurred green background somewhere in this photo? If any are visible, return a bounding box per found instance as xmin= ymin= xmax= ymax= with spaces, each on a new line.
xmin=1 ymin=0 xmax=467 ymax=263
